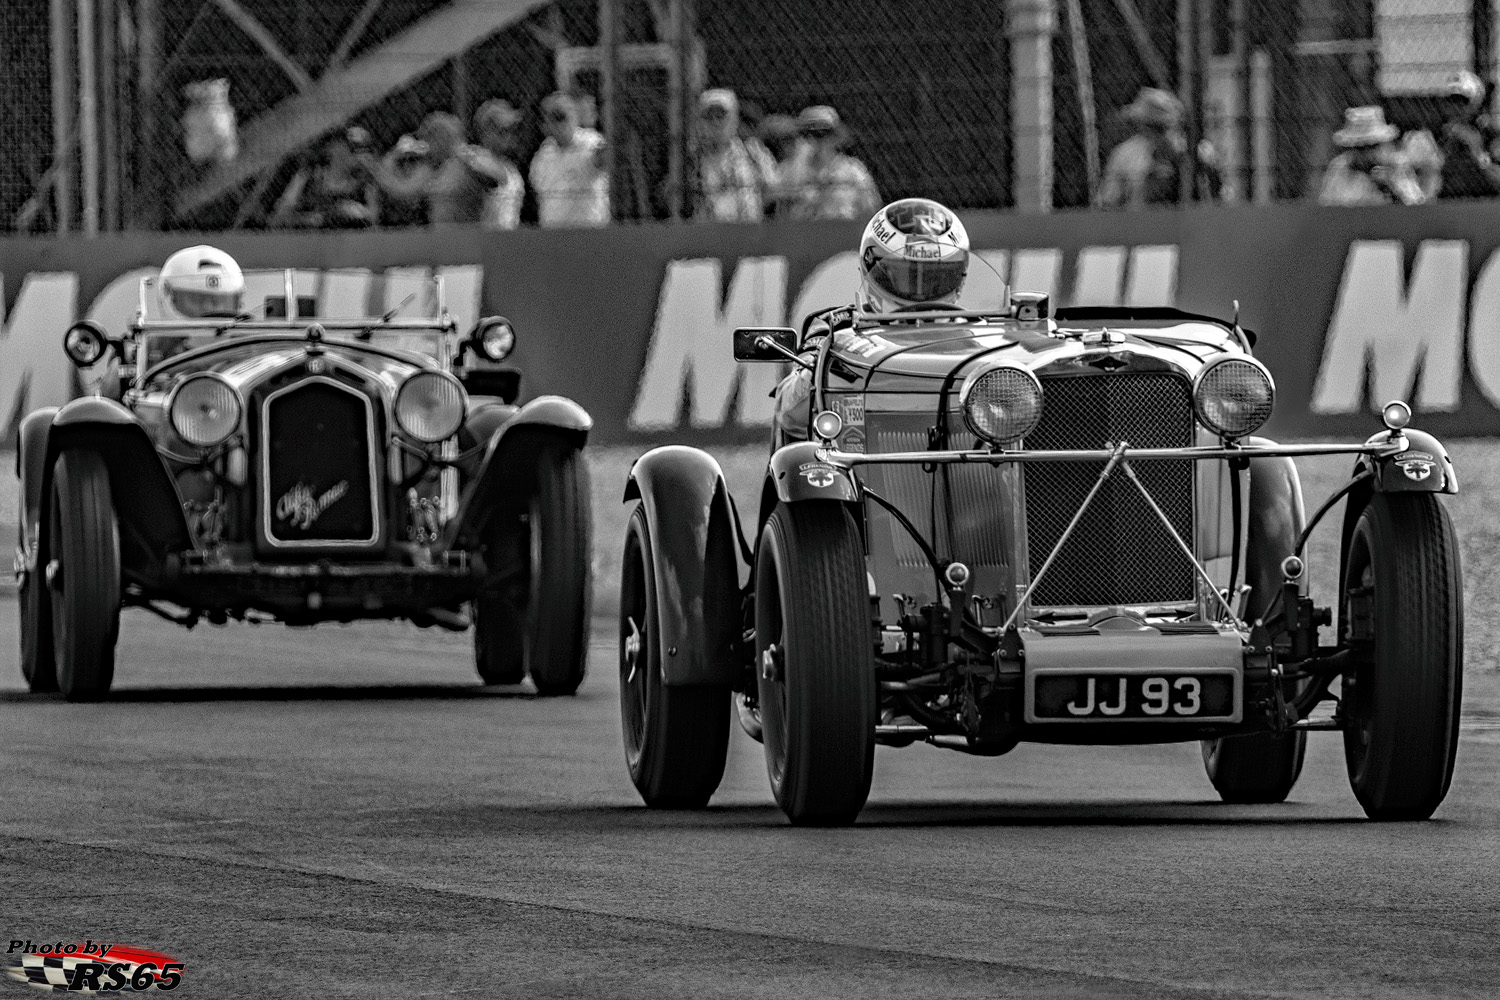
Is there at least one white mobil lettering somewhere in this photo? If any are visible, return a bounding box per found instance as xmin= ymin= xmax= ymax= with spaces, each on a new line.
xmin=1068 ymin=245 xmax=1180 ymax=306
xmin=1464 ymin=250 xmax=1500 ymax=407
xmin=629 ymin=256 xmax=787 ymax=431
xmin=1312 ymin=240 xmax=1466 ymax=414
xmin=0 ymin=272 xmax=80 ymax=431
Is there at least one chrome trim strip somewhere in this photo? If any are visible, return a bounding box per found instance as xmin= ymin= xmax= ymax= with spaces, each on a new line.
xmin=824 ymin=439 xmax=1405 ymax=466
xmin=260 ymin=375 xmax=382 ymax=549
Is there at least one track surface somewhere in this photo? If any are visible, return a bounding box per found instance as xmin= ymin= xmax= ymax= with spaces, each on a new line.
xmin=2 ymin=601 xmax=1498 ymax=998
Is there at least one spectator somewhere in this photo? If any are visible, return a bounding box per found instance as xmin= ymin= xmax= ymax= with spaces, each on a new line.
xmin=1098 ymin=87 xmax=1222 ymax=208
xmin=473 ymin=99 xmax=527 ymax=230
xmin=755 ymin=114 xmax=800 ymax=218
xmin=366 ymin=111 xmax=503 ymax=225
xmin=687 ymin=89 xmax=763 ymax=222
xmin=529 ymin=92 xmax=611 ymax=228
xmin=1435 ymin=70 xmax=1500 ymax=199
xmin=1318 ymin=106 xmax=1425 ymax=207
xmin=777 ymin=105 xmax=881 ymax=221
xmin=268 ymin=127 xmax=379 ymax=229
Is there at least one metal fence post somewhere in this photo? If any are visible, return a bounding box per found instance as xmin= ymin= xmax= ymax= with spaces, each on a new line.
xmin=1007 ymin=0 xmax=1056 ymax=211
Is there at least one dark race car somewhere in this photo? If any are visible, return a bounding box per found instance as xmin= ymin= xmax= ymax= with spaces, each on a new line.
xmin=618 ymin=282 xmax=1463 ymax=825
xmin=14 ymin=270 xmax=592 ymax=699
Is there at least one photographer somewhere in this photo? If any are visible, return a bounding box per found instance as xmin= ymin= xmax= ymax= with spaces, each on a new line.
xmin=1318 ymin=106 xmax=1425 ymax=207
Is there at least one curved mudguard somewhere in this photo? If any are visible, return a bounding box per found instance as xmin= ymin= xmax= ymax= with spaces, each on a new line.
xmin=443 ymin=395 xmax=592 ymax=549
xmin=1357 ymin=428 xmax=1457 ymax=494
xmin=1242 ymin=437 xmax=1305 ymax=620
xmin=624 ymin=446 xmax=743 ymax=687
xmin=20 ymin=398 xmax=193 ymax=581
xmin=768 ymin=441 xmax=860 ymax=504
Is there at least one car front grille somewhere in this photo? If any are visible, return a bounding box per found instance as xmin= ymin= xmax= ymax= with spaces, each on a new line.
xmin=1024 ymin=372 xmax=1195 ymax=606
xmin=262 ymin=378 xmax=378 ymax=546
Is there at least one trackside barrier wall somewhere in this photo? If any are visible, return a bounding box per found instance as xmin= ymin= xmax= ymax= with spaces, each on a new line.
xmin=7 ymin=202 xmax=1500 ymax=445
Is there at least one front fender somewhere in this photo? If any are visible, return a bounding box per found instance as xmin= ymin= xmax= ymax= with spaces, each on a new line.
xmin=767 ymin=441 xmax=860 ymax=505
xmin=17 ymin=407 xmax=59 ymax=539
xmin=624 ymin=446 xmax=742 ymax=687
xmin=1357 ymin=428 xmax=1457 ymax=494
xmin=1243 ymin=436 xmax=1305 ymax=620
xmin=442 ymin=396 xmax=592 ymax=550
xmin=42 ymin=397 xmax=193 ymax=582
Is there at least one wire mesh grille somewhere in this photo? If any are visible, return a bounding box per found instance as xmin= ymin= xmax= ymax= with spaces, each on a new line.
xmin=4 ymin=1 xmax=1500 ymax=232
xmin=1023 ymin=372 xmax=1196 ymax=607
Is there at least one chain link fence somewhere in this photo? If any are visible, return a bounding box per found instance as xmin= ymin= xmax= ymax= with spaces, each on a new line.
xmin=2 ymin=0 xmax=1498 ymax=233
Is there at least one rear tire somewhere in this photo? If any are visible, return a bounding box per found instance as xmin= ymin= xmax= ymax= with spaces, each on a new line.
xmin=472 ymin=585 xmax=525 ymax=685
xmin=523 ymin=439 xmax=592 ymax=697
xmin=1202 ymin=733 xmax=1306 ymax=804
xmin=1202 ymin=452 xmax=1306 ymax=803
xmin=756 ymin=501 xmax=875 ymax=826
xmin=619 ymin=506 xmax=730 ymax=807
xmin=49 ymin=450 xmax=120 ymax=701
xmin=1341 ymin=493 xmax=1463 ymax=821
xmin=19 ymin=542 xmax=57 ymax=693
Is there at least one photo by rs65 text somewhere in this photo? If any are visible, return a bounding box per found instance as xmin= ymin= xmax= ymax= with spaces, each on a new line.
xmin=4 ymin=942 xmax=183 ymax=993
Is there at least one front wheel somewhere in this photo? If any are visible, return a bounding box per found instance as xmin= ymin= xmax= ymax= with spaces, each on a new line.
xmin=522 ymin=439 xmax=592 ymax=696
xmin=1341 ymin=493 xmax=1463 ymax=821
xmin=1201 ymin=731 xmax=1306 ymax=804
xmin=18 ymin=538 xmax=57 ymax=692
xmin=756 ymin=501 xmax=876 ymax=826
xmin=49 ymin=450 xmax=121 ymax=701
xmin=619 ymin=506 xmax=730 ymax=807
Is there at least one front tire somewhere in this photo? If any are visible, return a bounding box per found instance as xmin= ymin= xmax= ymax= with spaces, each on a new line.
xmin=18 ymin=541 xmax=57 ymax=693
xmin=522 ymin=438 xmax=592 ymax=696
xmin=49 ymin=450 xmax=120 ymax=701
xmin=1341 ymin=493 xmax=1463 ymax=821
xmin=619 ymin=506 xmax=730 ymax=807
xmin=1202 ymin=733 xmax=1306 ymax=804
xmin=756 ymin=501 xmax=875 ymax=825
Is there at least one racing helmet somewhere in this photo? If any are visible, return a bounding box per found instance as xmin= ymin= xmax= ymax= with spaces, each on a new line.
xmin=857 ymin=199 xmax=970 ymax=313
xmin=159 ymin=245 xmax=245 ymax=319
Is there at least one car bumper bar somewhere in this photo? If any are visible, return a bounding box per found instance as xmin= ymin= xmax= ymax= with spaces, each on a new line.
xmin=821 ymin=438 xmax=1406 ymax=467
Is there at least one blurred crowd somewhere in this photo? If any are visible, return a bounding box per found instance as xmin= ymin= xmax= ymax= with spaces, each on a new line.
xmin=267 ymin=88 xmax=880 ymax=231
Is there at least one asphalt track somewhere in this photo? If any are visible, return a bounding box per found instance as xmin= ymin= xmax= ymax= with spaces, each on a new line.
xmin=2 ymin=600 xmax=1498 ymax=999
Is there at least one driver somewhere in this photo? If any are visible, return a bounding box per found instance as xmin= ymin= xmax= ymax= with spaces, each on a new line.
xmin=159 ymin=244 xmax=246 ymax=320
xmin=774 ymin=198 xmax=971 ymax=445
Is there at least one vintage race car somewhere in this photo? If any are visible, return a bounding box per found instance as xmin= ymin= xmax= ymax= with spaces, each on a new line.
xmin=14 ymin=271 xmax=592 ymax=699
xmin=618 ymin=287 xmax=1463 ymax=825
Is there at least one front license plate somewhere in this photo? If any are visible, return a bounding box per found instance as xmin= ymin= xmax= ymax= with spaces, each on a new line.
xmin=1032 ymin=673 xmax=1236 ymax=721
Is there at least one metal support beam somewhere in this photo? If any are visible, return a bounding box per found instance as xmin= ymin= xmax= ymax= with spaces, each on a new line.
xmin=599 ymin=0 xmax=620 ymax=220
xmin=1006 ymin=0 xmax=1055 ymax=211
xmin=209 ymin=0 xmax=313 ymax=92
xmin=77 ymin=0 xmax=100 ymax=237
xmin=49 ymin=0 xmax=74 ymax=233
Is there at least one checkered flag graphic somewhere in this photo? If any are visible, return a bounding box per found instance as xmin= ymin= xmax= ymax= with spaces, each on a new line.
xmin=4 ymin=948 xmax=174 ymax=993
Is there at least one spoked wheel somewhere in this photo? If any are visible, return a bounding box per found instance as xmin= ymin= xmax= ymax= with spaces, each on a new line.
xmin=49 ymin=450 xmax=121 ymax=701
xmin=619 ymin=506 xmax=730 ymax=808
xmin=1341 ymin=493 xmax=1463 ymax=821
xmin=18 ymin=530 xmax=57 ymax=693
xmin=756 ymin=501 xmax=875 ymax=826
xmin=1202 ymin=452 xmax=1307 ymax=804
xmin=521 ymin=438 xmax=592 ymax=696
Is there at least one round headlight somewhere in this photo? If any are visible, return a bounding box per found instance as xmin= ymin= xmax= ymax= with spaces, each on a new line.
xmin=960 ymin=365 xmax=1044 ymax=445
xmin=169 ymin=373 xmax=242 ymax=448
xmin=63 ymin=321 xmax=108 ymax=367
xmin=395 ymin=371 xmax=467 ymax=443
xmin=1194 ymin=356 xmax=1274 ymax=439
xmin=474 ymin=317 xmax=516 ymax=362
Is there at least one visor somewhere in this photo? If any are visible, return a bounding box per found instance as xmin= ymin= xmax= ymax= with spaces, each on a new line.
xmin=868 ymin=255 xmax=968 ymax=304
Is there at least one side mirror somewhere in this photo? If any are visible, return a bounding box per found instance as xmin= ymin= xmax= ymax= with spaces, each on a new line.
xmin=733 ymin=326 xmax=798 ymax=362
xmin=467 ymin=316 xmax=516 ymax=362
xmin=62 ymin=321 xmax=110 ymax=367
xmin=460 ymin=368 xmax=521 ymax=404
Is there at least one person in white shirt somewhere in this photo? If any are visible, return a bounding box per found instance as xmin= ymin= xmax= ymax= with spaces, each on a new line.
xmin=1318 ymin=105 xmax=1425 ymax=207
xmin=689 ymin=88 xmax=764 ymax=221
xmin=528 ymin=92 xmax=611 ymax=228
xmin=473 ymin=98 xmax=527 ymax=230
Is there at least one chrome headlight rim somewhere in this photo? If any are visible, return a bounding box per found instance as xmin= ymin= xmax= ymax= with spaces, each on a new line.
xmin=958 ymin=362 xmax=1045 ymax=446
xmin=1192 ymin=354 xmax=1276 ymax=440
xmin=394 ymin=369 xmax=468 ymax=443
xmin=167 ymin=372 xmax=243 ymax=448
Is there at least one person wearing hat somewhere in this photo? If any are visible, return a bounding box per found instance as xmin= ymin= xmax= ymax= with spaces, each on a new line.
xmin=1098 ymin=87 xmax=1222 ymax=208
xmin=687 ymin=88 xmax=764 ymax=221
xmin=1318 ymin=106 xmax=1425 ymax=207
xmin=268 ymin=126 xmax=380 ymax=229
xmin=473 ymin=99 xmax=527 ymax=230
xmin=1434 ymin=70 xmax=1500 ymax=199
xmin=529 ymin=92 xmax=610 ymax=228
xmin=776 ymin=105 xmax=880 ymax=221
